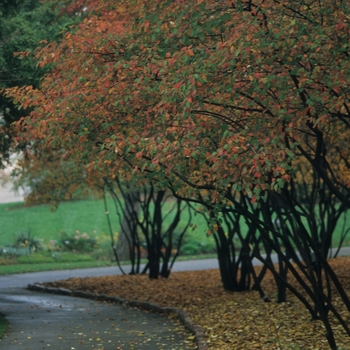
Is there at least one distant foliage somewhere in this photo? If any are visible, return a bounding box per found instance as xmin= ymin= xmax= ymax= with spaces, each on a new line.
xmin=0 ymin=0 xmax=83 ymax=167
xmin=59 ymin=230 xmax=97 ymax=252
xmin=0 ymin=246 xmax=31 ymax=257
xmin=12 ymin=231 xmax=42 ymax=253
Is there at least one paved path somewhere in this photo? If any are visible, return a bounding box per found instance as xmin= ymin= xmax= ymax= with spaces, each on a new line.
xmin=0 ymin=261 xmax=218 ymax=348
xmin=0 ymin=287 xmax=195 ymax=350
xmin=0 ymin=260 xmax=217 ymax=350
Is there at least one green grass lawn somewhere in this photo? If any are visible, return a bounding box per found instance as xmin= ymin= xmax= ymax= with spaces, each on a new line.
xmin=1 ymin=197 xmax=349 ymax=250
xmin=0 ymin=197 xmax=216 ymax=253
xmin=0 ymin=260 xmax=115 ymax=275
xmin=0 ymin=198 xmax=110 ymax=246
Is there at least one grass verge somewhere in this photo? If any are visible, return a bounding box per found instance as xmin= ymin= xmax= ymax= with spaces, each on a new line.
xmin=0 ymin=253 xmax=218 ymax=275
xmin=0 ymin=260 xmax=114 ymax=275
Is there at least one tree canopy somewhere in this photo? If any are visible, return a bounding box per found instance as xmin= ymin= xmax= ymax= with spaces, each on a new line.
xmin=3 ymin=2 xmax=350 ymax=348
xmin=5 ymin=0 xmax=350 ymax=206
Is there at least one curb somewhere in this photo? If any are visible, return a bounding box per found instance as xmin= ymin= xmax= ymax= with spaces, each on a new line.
xmin=27 ymin=283 xmax=208 ymax=350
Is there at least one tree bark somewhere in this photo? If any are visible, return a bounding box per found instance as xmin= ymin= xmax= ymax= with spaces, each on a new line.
xmin=116 ymin=191 xmax=140 ymax=261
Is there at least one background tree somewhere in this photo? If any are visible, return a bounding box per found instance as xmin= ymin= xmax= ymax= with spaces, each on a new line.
xmin=103 ymin=178 xmax=192 ymax=278
xmin=0 ymin=0 xmax=82 ymax=167
xmin=12 ymin=149 xmax=90 ymax=207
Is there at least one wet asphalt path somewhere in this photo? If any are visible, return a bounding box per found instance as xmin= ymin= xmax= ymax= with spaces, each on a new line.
xmin=0 ymin=260 xmax=218 ymax=349
xmin=0 ymin=287 xmax=193 ymax=350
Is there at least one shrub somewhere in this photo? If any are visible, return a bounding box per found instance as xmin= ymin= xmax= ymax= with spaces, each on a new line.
xmin=0 ymin=246 xmax=31 ymax=257
xmin=59 ymin=230 xmax=97 ymax=253
xmin=91 ymin=232 xmax=117 ymax=261
xmin=178 ymin=229 xmax=216 ymax=256
xmin=45 ymin=240 xmax=61 ymax=252
xmin=179 ymin=240 xmax=216 ymax=255
xmin=12 ymin=231 xmax=43 ymax=253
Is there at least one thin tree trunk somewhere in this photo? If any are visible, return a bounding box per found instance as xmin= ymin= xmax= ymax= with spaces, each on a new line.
xmin=116 ymin=191 xmax=140 ymax=261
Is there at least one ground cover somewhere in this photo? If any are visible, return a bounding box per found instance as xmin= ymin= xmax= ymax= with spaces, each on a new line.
xmin=43 ymin=257 xmax=350 ymax=350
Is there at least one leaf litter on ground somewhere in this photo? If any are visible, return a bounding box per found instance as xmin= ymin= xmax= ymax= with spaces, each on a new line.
xmin=42 ymin=257 xmax=350 ymax=349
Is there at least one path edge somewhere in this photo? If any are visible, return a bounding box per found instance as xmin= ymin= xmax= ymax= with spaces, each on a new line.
xmin=27 ymin=283 xmax=208 ymax=350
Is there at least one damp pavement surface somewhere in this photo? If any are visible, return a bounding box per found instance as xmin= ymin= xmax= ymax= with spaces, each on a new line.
xmin=0 ymin=261 xmax=214 ymax=350
xmin=1 ymin=249 xmax=350 ymax=349
xmin=0 ymin=287 xmax=195 ymax=350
